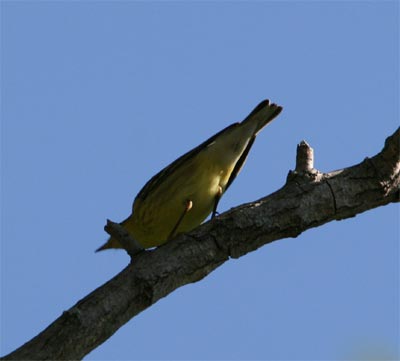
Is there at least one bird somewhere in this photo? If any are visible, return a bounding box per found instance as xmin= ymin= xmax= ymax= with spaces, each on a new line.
xmin=96 ymin=99 xmax=283 ymax=251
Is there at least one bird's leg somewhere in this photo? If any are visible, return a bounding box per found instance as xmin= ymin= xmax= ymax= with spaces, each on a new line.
xmin=211 ymin=185 xmax=223 ymax=219
xmin=168 ymin=199 xmax=193 ymax=240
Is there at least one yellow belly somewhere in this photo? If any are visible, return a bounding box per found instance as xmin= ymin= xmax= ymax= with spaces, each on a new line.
xmin=125 ymin=154 xmax=233 ymax=248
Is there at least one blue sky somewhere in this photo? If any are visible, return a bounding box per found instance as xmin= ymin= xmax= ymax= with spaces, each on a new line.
xmin=1 ymin=1 xmax=399 ymax=360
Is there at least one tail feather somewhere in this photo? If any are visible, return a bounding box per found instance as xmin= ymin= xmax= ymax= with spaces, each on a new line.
xmin=242 ymin=99 xmax=283 ymax=134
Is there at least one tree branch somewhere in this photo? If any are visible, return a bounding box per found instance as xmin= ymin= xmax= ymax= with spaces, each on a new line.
xmin=3 ymin=128 xmax=399 ymax=361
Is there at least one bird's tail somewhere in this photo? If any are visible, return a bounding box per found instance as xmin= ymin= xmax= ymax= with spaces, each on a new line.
xmin=241 ymin=99 xmax=283 ymax=134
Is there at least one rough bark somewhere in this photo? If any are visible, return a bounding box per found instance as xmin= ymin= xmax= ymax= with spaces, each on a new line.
xmin=3 ymin=128 xmax=399 ymax=361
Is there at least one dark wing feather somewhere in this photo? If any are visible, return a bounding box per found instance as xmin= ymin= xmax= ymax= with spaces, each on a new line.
xmin=224 ymin=135 xmax=256 ymax=193
xmin=135 ymin=122 xmax=240 ymax=203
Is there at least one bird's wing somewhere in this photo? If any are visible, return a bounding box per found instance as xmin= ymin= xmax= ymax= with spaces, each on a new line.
xmin=135 ymin=122 xmax=239 ymax=203
xmin=136 ymin=99 xmax=282 ymax=204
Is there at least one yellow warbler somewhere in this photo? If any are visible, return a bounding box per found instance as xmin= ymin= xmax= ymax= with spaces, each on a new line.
xmin=97 ymin=99 xmax=282 ymax=251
